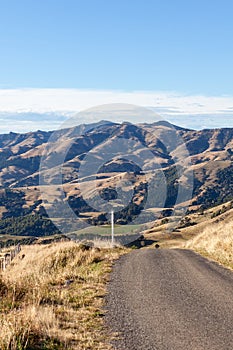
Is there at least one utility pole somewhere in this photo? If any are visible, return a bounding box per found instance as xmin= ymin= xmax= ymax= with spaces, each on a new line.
xmin=111 ymin=210 xmax=114 ymax=246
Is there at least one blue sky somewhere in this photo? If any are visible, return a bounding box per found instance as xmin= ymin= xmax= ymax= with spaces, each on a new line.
xmin=0 ymin=0 xmax=233 ymax=131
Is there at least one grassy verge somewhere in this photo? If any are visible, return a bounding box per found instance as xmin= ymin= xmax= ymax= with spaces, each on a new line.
xmin=0 ymin=241 xmax=129 ymax=349
xmin=73 ymin=224 xmax=142 ymax=236
xmin=185 ymin=221 xmax=233 ymax=270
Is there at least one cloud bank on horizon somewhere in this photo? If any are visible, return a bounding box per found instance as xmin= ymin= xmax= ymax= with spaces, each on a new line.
xmin=1 ymin=88 xmax=233 ymax=133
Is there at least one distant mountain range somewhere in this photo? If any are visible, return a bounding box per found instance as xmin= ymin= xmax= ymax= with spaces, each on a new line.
xmin=1 ymin=120 xmax=233 ymax=237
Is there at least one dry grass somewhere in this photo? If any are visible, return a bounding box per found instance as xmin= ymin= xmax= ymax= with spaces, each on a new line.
xmin=92 ymin=239 xmax=122 ymax=249
xmin=0 ymin=241 xmax=128 ymax=349
xmin=185 ymin=221 xmax=233 ymax=270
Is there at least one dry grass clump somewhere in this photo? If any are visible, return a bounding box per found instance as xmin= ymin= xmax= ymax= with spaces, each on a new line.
xmin=185 ymin=221 xmax=233 ymax=269
xmin=0 ymin=241 xmax=127 ymax=349
xmin=92 ymin=239 xmax=122 ymax=249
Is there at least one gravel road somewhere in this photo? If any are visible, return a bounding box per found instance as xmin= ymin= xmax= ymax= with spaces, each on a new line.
xmin=105 ymin=249 xmax=233 ymax=350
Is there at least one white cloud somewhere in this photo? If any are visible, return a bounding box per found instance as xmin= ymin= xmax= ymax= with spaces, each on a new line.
xmin=1 ymin=88 xmax=233 ymax=114
xmin=0 ymin=112 xmax=67 ymax=134
xmin=0 ymin=88 xmax=233 ymax=132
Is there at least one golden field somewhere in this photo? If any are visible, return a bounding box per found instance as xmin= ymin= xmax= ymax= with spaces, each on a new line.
xmin=0 ymin=241 xmax=127 ymax=350
xmin=185 ymin=220 xmax=233 ymax=270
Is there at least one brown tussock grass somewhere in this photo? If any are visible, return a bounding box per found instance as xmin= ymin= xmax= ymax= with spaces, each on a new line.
xmin=185 ymin=221 xmax=233 ymax=270
xmin=0 ymin=241 xmax=128 ymax=349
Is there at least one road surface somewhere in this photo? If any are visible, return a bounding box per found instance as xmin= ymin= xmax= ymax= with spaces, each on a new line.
xmin=105 ymin=249 xmax=233 ymax=350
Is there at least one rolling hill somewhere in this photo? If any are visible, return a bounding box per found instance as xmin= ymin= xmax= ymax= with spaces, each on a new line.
xmin=1 ymin=120 xmax=233 ymax=237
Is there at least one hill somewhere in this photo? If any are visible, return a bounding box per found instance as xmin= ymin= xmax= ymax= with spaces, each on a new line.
xmin=185 ymin=218 xmax=233 ymax=269
xmin=0 ymin=240 xmax=127 ymax=349
xmin=1 ymin=120 xmax=233 ymax=236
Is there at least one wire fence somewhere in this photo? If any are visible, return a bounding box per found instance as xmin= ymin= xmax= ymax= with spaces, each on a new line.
xmin=0 ymin=244 xmax=21 ymax=271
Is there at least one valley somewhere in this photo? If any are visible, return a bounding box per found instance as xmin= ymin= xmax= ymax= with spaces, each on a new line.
xmin=1 ymin=121 xmax=233 ymax=243
xmin=0 ymin=120 xmax=233 ymax=350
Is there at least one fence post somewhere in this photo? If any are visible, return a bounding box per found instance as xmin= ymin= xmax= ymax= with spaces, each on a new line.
xmin=0 ymin=244 xmax=22 ymax=271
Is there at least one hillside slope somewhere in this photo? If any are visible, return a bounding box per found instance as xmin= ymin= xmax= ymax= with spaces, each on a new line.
xmin=185 ymin=219 xmax=233 ymax=269
xmin=0 ymin=241 xmax=127 ymax=349
xmin=1 ymin=121 xmax=233 ymax=235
